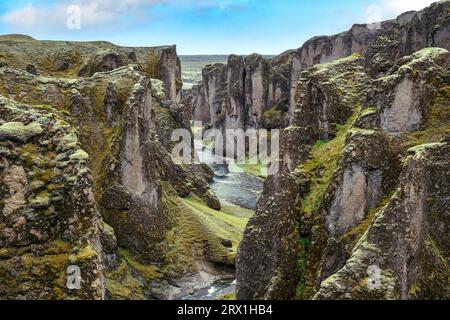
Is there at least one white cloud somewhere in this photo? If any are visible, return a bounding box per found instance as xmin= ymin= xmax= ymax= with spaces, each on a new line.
xmin=376 ymin=0 xmax=437 ymax=19
xmin=0 ymin=0 xmax=251 ymax=32
xmin=1 ymin=0 xmax=163 ymax=32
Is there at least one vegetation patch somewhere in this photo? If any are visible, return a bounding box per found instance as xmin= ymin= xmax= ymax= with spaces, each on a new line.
xmin=161 ymin=186 xmax=251 ymax=275
xmin=295 ymin=237 xmax=310 ymax=299
xmin=299 ymin=112 xmax=359 ymax=217
xmin=404 ymin=86 xmax=450 ymax=148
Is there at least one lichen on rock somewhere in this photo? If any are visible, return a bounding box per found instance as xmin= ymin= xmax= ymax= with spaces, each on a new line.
xmin=0 ymin=96 xmax=104 ymax=300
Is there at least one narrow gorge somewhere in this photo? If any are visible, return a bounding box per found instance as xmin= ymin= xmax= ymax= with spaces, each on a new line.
xmin=0 ymin=0 xmax=449 ymax=301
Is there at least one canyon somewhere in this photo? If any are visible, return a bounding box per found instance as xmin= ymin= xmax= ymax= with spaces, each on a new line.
xmin=0 ymin=0 xmax=449 ymax=300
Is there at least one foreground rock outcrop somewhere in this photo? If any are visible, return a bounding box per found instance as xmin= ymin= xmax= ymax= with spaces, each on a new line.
xmin=1 ymin=0 xmax=449 ymax=301
xmin=0 ymin=36 xmax=238 ymax=300
xmin=237 ymin=42 xmax=450 ymax=300
xmin=0 ymin=96 xmax=104 ymax=299
xmin=315 ymin=142 xmax=450 ymax=299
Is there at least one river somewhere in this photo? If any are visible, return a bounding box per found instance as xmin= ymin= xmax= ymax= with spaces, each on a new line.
xmin=176 ymin=140 xmax=263 ymax=300
xmin=195 ymin=140 xmax=264 ymax=210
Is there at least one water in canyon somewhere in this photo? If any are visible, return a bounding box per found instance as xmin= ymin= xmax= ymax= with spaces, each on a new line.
xmin=176 ymin=140 xmax=263 ymax=300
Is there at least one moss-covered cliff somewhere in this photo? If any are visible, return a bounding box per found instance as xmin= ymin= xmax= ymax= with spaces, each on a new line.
xmin=236 ymin=43 xmax=450 ymax=300
xmin=0 ymin=37 xmax=245 ymax=300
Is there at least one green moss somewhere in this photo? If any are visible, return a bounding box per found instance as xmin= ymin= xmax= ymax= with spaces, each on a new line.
xmin=262 ymin=107 xmax=283 ymax=128
xmin=69 ymin=244 xmax=98 ymax=263
xmin=236 ymin=159 xmax=268 ymax=178
xmin=59 ymin=132 xmax=79 ymax=149
xmin=101 ymin=221 xmax=116 ymax=237
xmin=117 ymin=248 xmax=162 ymax=282
xmin=299 ymin=112 xmax=359 ymax=216
xmin=404 ymin=86 xmax=450 ymax=148
xmin=145 ymin=51 xmax=159 ymax=78
xmin=407 ymin=142 xmax=447 ymax=155
xmin=161 ymin=187 xmax=251 ymax=274
xmin=69 ymin=149 xmax=89 ymax=161
xmin=341 ymin=191 xmax=395 ymax=250
xmin=29 ymin=190 xmax=50 ymax=208
xmin=0 ymin=121 xmax=43 ymax=142
xmin=15 ymin=143 xmax=38 ymax=167
xmin=296 ymin=237 xmax=310 ymax=300
xmin=45 ymin=240 xmax=71 ymax=255
xmin=313 ymin=54 xmax=362 ymax=73
xmin=184 ymin=195 xmax=249 ymax=231
xmin=151 ymin=78 xmax=165 ymax=98
xmin=424 ymin=235 xmax=447 ymax=263
xmin=409 ymin=283 xmax=421 ymax=297
xmin=86 ymin=123 xmax=122 ymax=203
xmin=105 ymin=259 xmax=146 ymax=300
xmin=221 ymin=202 xmax=254 ymax=219
xmin=219 ymin=292 xmax=236 ymax=300
xmin=360 ymin=107 xmax=377 ymax=117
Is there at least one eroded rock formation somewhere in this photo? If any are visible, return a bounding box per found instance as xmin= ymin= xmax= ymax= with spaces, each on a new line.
xmin=0 ymin=36 xmax=231 ymax=300
xmin=237 ymin=42 xmax=450 ymax=300
xmin=189 ymin=1 xmax=450 ymax=135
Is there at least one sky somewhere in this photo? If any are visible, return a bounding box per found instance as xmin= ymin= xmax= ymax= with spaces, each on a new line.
xmin=0 ymin=0 xmax=439 ymax=55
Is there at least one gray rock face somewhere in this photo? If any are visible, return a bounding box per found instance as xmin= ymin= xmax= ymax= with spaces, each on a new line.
xmin=78 ymin=49 xmax=124 ymax=77
xmin=292 ymin=54 xmax=370 ymax=140
xmin=100 ymin=77 xmax=169 ymax=262
xmin=0 ymin=36 xmax=229 ymax=300
xmin=314 ymin=130 xmax=400 ymax=286
xmin=366 ymin=48 xmax=449 ymax=133
xmin=157 ymin=45 xmax=182 ymax=103
xmin=189 ymin=53 xmax=292 ymax=133
xmin=202 ymin=63 xmax=229 ymax=130
xmin=226 ymin=55 xmax=246 ymax=131
xmin=236 ymin=10 xmax=450 ymax=299
xmin=328 ymin=164 xmax=382 ymax=237
xmin=236 ymin=170 xmax=309 ymax=300
xmin=0 ymin=64 xmax=219 ymax=263
xmin=190 ymin=84 xmax=210 ymax=123
xmin=314 ymin=143 xmax=450 ymax=300
xmin=381 ymin=78 xmax=423 ymax=132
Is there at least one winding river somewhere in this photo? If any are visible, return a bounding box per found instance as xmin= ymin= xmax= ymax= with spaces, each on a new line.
xmin=196 ymin=140 xmax=264 ymax=210
xmin=176 ymin=141 xmax=263 ymax=300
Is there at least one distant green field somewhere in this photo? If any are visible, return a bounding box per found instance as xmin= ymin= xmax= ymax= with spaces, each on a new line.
xmin=180 ymin=55 xmax=228 ymax=89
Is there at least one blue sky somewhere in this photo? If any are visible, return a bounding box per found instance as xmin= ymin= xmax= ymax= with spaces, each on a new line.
xmin=0 ymin=0 xmax=437 ymax=54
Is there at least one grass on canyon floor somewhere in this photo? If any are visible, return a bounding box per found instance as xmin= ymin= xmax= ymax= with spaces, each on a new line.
xmin=162 ymin=189 xmax=253 ymax=276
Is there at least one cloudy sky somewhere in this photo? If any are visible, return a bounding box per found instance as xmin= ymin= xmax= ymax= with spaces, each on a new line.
xmin=0 ymin=0 xmax=438 ymax=54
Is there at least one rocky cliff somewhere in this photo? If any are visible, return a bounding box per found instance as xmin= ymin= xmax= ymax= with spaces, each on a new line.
xmin=189 ymin=1 xmax=450 ymax=135
xmin=1 ymin=0 xmax=449 ymax=301
xmin=0 ymin=35 xmax=182 ymax=102
xmin=236 ymin=32 xmax=450 ymax=301
xmin=0 ymin=96 xmax=104 ymax=299
xmin=0 ymin=36 xmax=240 ymax=300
